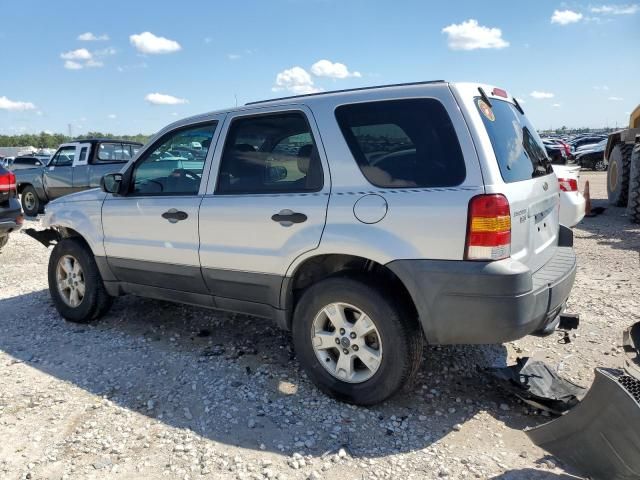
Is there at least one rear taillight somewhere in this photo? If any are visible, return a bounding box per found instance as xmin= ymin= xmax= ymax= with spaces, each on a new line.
xmin=465 ymin=194 xmax=511 ymax=261
xmin=558 ymin=178 xmax=578 ymax=192
xmin=0 ymin=171 xmax=16 ymax=194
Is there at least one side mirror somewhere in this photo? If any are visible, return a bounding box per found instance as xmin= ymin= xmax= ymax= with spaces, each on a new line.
xmin=101 ymin=173 xmax=123 ymax=195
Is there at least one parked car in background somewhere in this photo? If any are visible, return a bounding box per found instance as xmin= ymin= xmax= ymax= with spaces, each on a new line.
xmin=1 ymin=157 xmax=15 ymax=169
xmin=570 ymin=135 xmax=606 ymax=150
xmin=10 ymin=155 xmax=47 ymax=171
xmin=575 ymin=139 xmax=607 ymax=171
xmin=543 ymin=138 xmax=572 ymax=159
xmin=15 ymin=138 xmax=143 ymax=216
xmin=543 ymin=140 xmax=568 ymax=164
xmin=35 ymin=81 xmax=576 ymax=405
xmin=553 ymin=164 xmax=585 ymax=227
xmin=0 ymin=165 xmax=22 ymax=251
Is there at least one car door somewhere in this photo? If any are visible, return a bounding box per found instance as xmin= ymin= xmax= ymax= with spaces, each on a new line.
xmin=43 ymin=145 xmax=76 ymax=199
xmin=102 ymin=119 xmax=223 ymax=295
xmin=199 ymin=106 xmax=330 ymax=309
xmin=70 ymin=142 xmax=92 ymax=193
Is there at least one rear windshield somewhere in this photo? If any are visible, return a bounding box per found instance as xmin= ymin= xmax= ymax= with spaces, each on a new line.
xmin=476 ymin=98 xmax=552 ymax=183
xmin=335 ymin=99 xmax=466 ymax=188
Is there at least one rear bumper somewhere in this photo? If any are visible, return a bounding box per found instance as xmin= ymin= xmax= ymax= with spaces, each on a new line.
xmin=387 ymin=226 xmax=576 ymax=344
xmin=559 ymin=191 xmax=585 ymax=227
xmin=0 ymin=199 xmax=23 ymax=237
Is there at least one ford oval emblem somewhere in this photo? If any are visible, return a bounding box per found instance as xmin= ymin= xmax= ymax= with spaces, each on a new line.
xmin=543 ymin=182 xmax=549 ymax=191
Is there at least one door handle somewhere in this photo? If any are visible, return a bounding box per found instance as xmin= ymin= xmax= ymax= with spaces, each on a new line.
xmin=271 ymin=209 xmax=307 ymax=226
xmin=161 ymin=209 xmax=189 ymax=223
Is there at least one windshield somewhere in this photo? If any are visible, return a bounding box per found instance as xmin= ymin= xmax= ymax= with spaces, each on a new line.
xmin=476 ymin=97 xmax=552 ymax=183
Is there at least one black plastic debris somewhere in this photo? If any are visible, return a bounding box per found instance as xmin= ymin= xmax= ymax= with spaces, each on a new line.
xmin=488 ymin=357 xmax=587 ymax=415
xmin=623 ymin=321 xmax=640 ymax=378
xmin=526 ymin=367 xmax=640 ymax=480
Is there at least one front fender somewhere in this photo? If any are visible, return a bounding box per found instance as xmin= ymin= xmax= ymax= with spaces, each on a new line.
xmin=44 ymin=200 xmax=105 ymax=256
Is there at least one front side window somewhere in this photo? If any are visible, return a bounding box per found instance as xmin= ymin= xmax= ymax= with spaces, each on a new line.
xmin=475 ymin=98 xmax=552 ymax=183
xmin=131 ymin=123 xmax=217 ymax=195
xmin=53 ymin=147 xmax=75 ymax=167
xmin=216 ymin=112 xmax=323 ymax=194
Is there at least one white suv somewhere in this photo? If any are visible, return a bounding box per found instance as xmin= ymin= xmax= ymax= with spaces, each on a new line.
xmin=41 ymin=81 xmax=576 ymax=405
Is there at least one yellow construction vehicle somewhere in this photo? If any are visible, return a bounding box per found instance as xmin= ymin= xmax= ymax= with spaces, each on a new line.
xmin=606 ymin=105 xmax=640 ymax=223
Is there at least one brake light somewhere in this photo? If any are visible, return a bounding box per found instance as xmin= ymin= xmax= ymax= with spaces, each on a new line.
xmin=492 ymin=88 xmax=508 ymax=98
xmin=0 ymin=171 xmax=16 ymax=193
xmin=465 ymin=194 xmax=511 ymax=261
xmin=558 ymin=178 xmax=578 ymax=192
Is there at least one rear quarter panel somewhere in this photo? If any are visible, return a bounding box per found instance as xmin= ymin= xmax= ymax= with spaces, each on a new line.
xmin=283 ymin=83 xmax=485 ymax=275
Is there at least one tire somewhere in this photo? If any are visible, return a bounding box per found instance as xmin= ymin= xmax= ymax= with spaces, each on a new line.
xmin=627 ymin=144 xmax=640 ymax=224
xmin=594 ymin=159 xmax=607 ymax=171
xmin=292 ymin=276 xmax=423 ymax=405
xmin=0 ymin=235 xmax=8 ymax=251
xmin=21 ymin=186 xmax=41 ymax=216
xmin=48 ymin=237 xmax=113 ymax=323
xmin=607 ymin=143 xmax=633 ymax=206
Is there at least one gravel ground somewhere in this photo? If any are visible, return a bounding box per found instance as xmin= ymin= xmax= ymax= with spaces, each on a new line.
xmin=0 ymin=171 xmax=638 ymax=480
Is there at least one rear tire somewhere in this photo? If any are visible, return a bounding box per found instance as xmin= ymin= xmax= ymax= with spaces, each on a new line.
xmin=292 ymin=276 xmax=423 ymax=405
xmin=0 ymin=235 xmax=8 ymax=251
xmin=594 ymin=159 xmax=607 ymax=171
xmin=627 ymin=144 xmax=640 ymax=224
xmin=48 ymin=237 xmax=113 ymax=323
xmin=607 ymin=143 xmax=633 ymax=206
xmin=21 ymin=186 xmax=41 ymax=217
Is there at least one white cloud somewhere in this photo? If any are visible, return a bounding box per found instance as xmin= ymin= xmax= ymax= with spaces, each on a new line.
xmin=78 ymin=32 xmax=109 ymax=41
xmin=593 ymin=85 xmax=610 ymax=91
xmin=0 ymin=96 xmax=36 ymax=111
xmin=130 ymin=32 xmax=181 ymax=54
xmin=60 ymin=48 xmax=92 ymax=60
xmin=227 ymin=53 xmax=242 ymax=60
xmin=441 ymin=19 xmax=509 ymax=50
xmin=551 ymin=10 xmax=584 ymax=25
xmin=609 ymin=96 xmax=624 ymax=101
xmin=590 ymin=4 xmax=639 ymax=14
xmin=107 ymin=114 xmax=117 ymax=119
xmin=311 ymin=59 xmax=361 ymax=79
xmin=145 ymin=93 xmax=188 ymax=105
xmin=94 ymin=47 xmax=117 ymax=56
xmin=273 ymin=67 xmax=321 ymax=94
xmin=64 ymin=60 xmax=83 ymax=70
xmin=552 ymin=103 xmax=562 ymax=107
xmin=530 ymin=90 xmax=555 ymax=99
xmin=85 ymin=59 xmax=104 ymax=68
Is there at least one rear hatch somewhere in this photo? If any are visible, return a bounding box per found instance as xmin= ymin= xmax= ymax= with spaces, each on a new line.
xmin=469 ymin=89 xmax=559 ymax=272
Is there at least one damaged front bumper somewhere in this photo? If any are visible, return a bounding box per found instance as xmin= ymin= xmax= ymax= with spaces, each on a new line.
xmin=526 ymin=322 xmax=640 ymax=480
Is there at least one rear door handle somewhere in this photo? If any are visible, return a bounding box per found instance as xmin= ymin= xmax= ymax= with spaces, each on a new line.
xmin=271 ymin=209 xmax=307 ymax=226
xmin=162 ymin=209 xmax=189 ymax=223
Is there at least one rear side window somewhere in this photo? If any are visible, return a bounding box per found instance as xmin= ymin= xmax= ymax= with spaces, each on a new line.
xmin=216 ymin=112 xmax=323 ymax=194
xmin=97 ymin=143 xmax=134 ymax=163
xmin=476 ymin=98 xmax=552 ymax=183
xmin=335 ymin=99 xmax=466 ymax=188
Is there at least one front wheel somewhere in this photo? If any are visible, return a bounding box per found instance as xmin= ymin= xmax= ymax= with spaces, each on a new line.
xmin=292 ymin=276 xmax=423 ymax=405
xmin=48 ymin=238 xmax=113 ymax=323
xmin=594 ymin=160 xmax=607 ymax=171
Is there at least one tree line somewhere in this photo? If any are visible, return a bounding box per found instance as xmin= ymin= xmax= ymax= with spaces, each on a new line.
xmin=0 ymin=132 xmax=151 ymax=149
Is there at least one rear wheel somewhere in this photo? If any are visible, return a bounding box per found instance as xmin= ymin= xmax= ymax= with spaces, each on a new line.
xmin=292 ymin=276 xmax=423 ymax=405
xmin=607 ymin=143 xmax=633 ymax=206
xmin=627 ymin=144 xmax=640 ymax=224
xmin=0 ymin=235 xmax=8 ymax=251
xmin=21 ymin=186 xmax=41 ymax=216
xmin=48 ymin=238 xmax=113 ymax=323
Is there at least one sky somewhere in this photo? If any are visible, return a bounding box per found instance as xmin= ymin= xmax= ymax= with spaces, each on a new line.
xmin=0 ymin=0 xmax=639 ymax=136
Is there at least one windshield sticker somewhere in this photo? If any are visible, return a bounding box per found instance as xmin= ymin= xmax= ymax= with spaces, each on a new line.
xmin=477 ymin=99 xmax=495 ymax=122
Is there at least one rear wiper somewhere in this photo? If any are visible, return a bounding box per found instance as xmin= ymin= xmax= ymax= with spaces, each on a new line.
xmin=477 ymin=87 xmax=492 ymax=107
xmin=513 ymin=97 xmax=525 ymax=115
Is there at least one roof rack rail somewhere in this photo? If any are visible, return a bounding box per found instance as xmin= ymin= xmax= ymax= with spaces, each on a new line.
xmin=245 ymin=80 xmax=447 ymax=106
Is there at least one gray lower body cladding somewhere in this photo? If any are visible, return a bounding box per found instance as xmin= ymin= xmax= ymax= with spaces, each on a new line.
xmin=387 ymin=227 xmax=576 ymax=345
